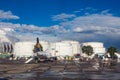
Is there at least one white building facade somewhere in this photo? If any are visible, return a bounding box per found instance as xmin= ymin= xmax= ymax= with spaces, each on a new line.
xmin=0 ymin=42 xmax=13 ymax=54
xmin=49 ymin=42 xmax=73 ymax=57
xmin=61 ymin=41 xmax=81 ymax=54
xmin=13 ymin=41 xmax=50 ymax=57
xmin=13 ymin=41 xmax=105 ymax=58
xmin=48 ymin=40 xmax=81 ymax=57
xmin=13 ymin=42 xmax=35 ymax=57
xmin=82 ymin=42 xmax=106 ymax=54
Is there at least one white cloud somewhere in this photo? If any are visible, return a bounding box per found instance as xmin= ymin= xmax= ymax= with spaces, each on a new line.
xmin=1 ymin=27 xmax=14 ymax=32
xmin=1 ymin=12 xmax=120 ymax=44
xmin=72 ymin=27 xmax=83 ymax=32
xmin=52 ymin=13 xmax=76 ymax=21
xmin=0 ymin=22 xmax=66 ymax=42
xmin=74 ymin=10 xmax=81 ymax=13
xmin=0 ymin=10 xmax=19 ymax=20
xmin=0 ymin=29 xmax=6 ymax=35
xmin=74 ymin=7 xmax=97 ymax=15
xmin=61 ymin=14 xmax=120 ymax=34
xmin=100 ymin=9 xmax=111 ymax=15
xmin=56 ymin=12 xmax=120 ymax=47
xmin=0 ymin=9 xmax=120 ymax=49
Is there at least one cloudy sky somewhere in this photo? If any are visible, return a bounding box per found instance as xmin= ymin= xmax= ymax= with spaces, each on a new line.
xmin=0 ymin=0 xmax=120 ymax=50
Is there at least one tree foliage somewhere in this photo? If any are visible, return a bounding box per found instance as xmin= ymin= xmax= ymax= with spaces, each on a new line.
xmin=107 ymin=46 xmax=117 ymax=58
xmin=82 ymin=46 xmax=94 ymax=56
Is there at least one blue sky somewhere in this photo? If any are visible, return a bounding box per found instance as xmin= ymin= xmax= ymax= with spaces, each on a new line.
xmin=0 ymin=0 xmax=120 ymax=50
xmin=0 ymin=0 xmax=120 ymax=26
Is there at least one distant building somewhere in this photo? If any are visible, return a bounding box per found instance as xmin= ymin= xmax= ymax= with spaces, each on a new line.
xmin=0 ymin=42 xmax=13 ymax=54
xmin=49 ymin=40 xmax=81 ymax=57
xmin=82 ymin=42 xmax=106 ymax=55
xmin=13 ymin=41 xmax=106 ymax=58
xmin=61 ymin=40 xmax=82 ymax=54
xmin=13 ymin=41 xmax=50 ymax=57
xmin=13 ymin=42 xmax=35 ymax=57
xmin=13 ymin=40 xmax=81 ymax=58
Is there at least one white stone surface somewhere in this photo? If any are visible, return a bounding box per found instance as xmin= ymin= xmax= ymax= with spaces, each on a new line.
xmin=82 ymin=42 xmax=106 ymax=54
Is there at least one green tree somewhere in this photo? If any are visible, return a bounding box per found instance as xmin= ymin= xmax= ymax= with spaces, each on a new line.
xmin=107 ymin=46 xmax=117 ymax=59
xmin=82 ymin=46 xmax=94 ymax=56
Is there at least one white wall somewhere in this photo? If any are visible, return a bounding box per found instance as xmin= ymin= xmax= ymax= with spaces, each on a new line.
xmin=49 ymin=42 xmax=73 ymax=57
xmin=13 ymin=41 xmax=50 ymax=57
xmin=82 ymin=42 xmax=106 ymax=54
xmin=61 ymin=40 xmax=81 ymax=54
xmin=48 ymin=41 xmax=81 ymax=57
xmin=13 ymin=41 xmax=106 ymax=58
xmin=13 ymin=42 xmax=35 ymax=57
